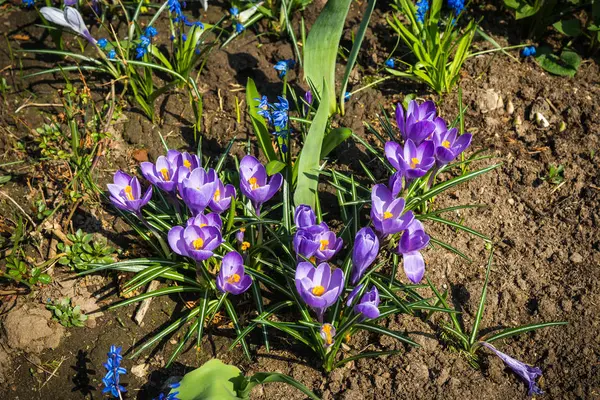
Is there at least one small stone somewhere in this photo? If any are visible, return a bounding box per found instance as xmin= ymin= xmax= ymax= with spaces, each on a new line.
xmin=477 ymin=89 xmax=504 ymax=114
xmin=131 ymin=363 xmax=149 ymax=378
xmin=508 ymin=198 xmax=515 ymax=205
xmin=569 ymin=252 xmax=583 ymax=263
xmin=506 ymin=99 xmax=515 ymax=115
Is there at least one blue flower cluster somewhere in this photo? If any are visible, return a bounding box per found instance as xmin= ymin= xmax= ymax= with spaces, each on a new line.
xmin=256 ymin=95 xmax=290 ymax=137
xmin=102 ymin=345 xmax=127 ymax=398
xmin=416 ymin=0 xmax=429 ymax=24
xmin=447 ymin=0 xmax=464 ymax=15
xmin=522 ymin=46 xmax=537 ymax=57
xmin=22 ymin=0 xmax=35 ymax=8
xmin=230 ymin=7 xmax=245 ymax=33
xmin=154 ymin=382 xmax=181 ymax=400
xmin=134 ymin=27 xmax=157 ymax=59
xmin=97 ymin=38 xmax=117 ymax=59
xmin=168 ymin=0 xmax=204 ymax=28
xmin=97 ymin=38 xmax=109 ymax=50
xmin=385 ymin=58 xmax=395 ymax=68
xmin=273 ymin=59 xmax=296 ymax=79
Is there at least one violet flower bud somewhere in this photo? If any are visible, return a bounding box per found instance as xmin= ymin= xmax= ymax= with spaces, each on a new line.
xmin=370 ymin=184 xmax=414 ymax=236
xmin=295 ymin=262 xmax=344 ymax=322
xmin=167 ymin=225 xmax=223 ymax=262
xmin=239 ymin=155 xmax=282 ymax=214
xmin=354 ymin=286 xmax=380 ymax=319
xmin=216 ymin=251 xmax=252 ymax=295
xmin=351 ymin=227 xmax=379 ymax=284
xmin=388 ymin=171 xmax=403 ymax=198
xmin=107 ymin=171 xmax=152 ymax=214
xmin=397 ymin=219 xmax=430 ymax=283
xmin=294 ymin=204 xmax=316 ymax=229
xmin=385 ymin=139 xmax=435 ymax=180
xmin=40 ymin=7 xmax=96 ymax=44
xmin=481 ymin=342 xmax=543 ymax=396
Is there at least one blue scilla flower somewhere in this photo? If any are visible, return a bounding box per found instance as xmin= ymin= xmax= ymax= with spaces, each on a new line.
xmin=235 ymin=22 xmax=245 ymax=34
xmin=97 ymin=38 xmax=108 ymax=49
xmin=281 ymin=144 xmax=288 ymax=153
xmin=135 ymin=46 xmax=147 ymax=59
xmin=447 ymin=0 xmax=464 ymax=15
xmin=344 ymin=92 xmax=351 ymax=102
xmin=385 ymin=58 xmax=395 ymax=68
xmin=107 ymin=49 xmax=116 ymax=59
xmin=416 ymin=0 xmax=429 ymax=24
xmin=272 ymin=110 xmax=288 ymax=129
xmin=22 ymin=0 xmax=35 ymax=7
xmin=145 ymin=26 xmax=158 ymax=38
xmin=230 ymin=7 xmax=239 ymax=17
xmin=522 ymin=46 xmax=536 ymax=57
xmin=182 ymin=33 xmax=187 ymax=41
xmin=274 ymin=96 xmax=289 ymax=112
xmin=273 ymin=59 xmax=296 ymax=78
xmin=168 ymin=0 xmax=183 ymax=15
xmin=140 ymin=35 xmax=151 ymax=48
xmin=256 ymin=95 xmax=270 ymax=111
xmin=102 ymin=345 xmax=127 ymax=399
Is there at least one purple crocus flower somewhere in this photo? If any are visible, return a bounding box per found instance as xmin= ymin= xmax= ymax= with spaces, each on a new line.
xmin=397 ymin=219 xmax=430 ymax=283
xmin=351 ymin=227 xmax=379 ymax=284
xmin=385 ymin=139 xmax=435 ymax=179
xmin=167 ymin=225 xmax=223 ymax=261
xmin=186 ymin=212 xmax=222 ymax=231
xmin=320 ymin=323 xmax=336 ymax=348
xmin=40 ymin=7 xmax=96 ymax=44
xmin=107 ymin=171 xmax=152 ymax=214
xmin=432 ymin=126 xmax=472 ymax=165
xmin=388 ymin=171 xmax=403 ymax=198
xmin=353 ymin=286 xmax=380 ymax=319
xmin=395 ymin=101 xmax=437 ymax=145
xmin=295 ymin=262 xmax=345 ymax=321
xmin=293 ymin=227 xmax=321 ymax=261
xmin=481 ymin=342 xmax=543 ymax=396
xmin=239 ymin=155 xmax=283 ymax=213
xmin=216 ymin=251 xmax=252 ymax=295
xmin=294 ymin=204 xmax=316 ymax=229
xmin=140 ymin=150 xmax=181 ymax=193
xmin=294 ymin=223 xmax=342 ymax=262
xmin=64 ymin=0 xmax=77 ymax=6
xmin=370 ymin=184 xmax=414 ymax=236
xmin=208 ymin=179 xmax=236 ymax=214
xmin=178 ymin=167 xmax=218 ymax=215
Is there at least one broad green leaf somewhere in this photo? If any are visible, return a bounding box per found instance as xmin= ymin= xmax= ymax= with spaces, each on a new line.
xmin=246 ymin=78 xmax=278 ymax=162
xmin=294 ymin=82 xmax=330 ymax=208
xmin=304 ymin=0 xmax=352 ymax=114
xmin=265 ymin=160 xmax=286 ymax=176
xmin=553 ymin=19 xmax=582 ymax=37
xmin=171 ymin=359 xmax=244 ymax=400
xmin=535 ymin=47 xmax=581 ymax=77
xmin=320 ymin=127 xmax=352 ymax=159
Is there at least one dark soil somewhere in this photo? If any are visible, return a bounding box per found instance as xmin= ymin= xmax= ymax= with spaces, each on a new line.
xmin=0 ymin=1 xmax=599 ymax=399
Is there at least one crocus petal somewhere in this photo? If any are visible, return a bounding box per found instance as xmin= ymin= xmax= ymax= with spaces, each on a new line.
xmin=402 ymin=251 xmax=425 ymax=283
xmin=395 ymin=103 xmax=405 ymax=138
xmin=64 ymin=7 xmax=95 ymax=43
xmin=384 ymin=141 xmax=402 ymax=171
xmin=168 ymin=226 xmax=187 ymax=256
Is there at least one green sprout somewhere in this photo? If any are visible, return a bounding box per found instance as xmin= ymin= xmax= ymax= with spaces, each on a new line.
xmin=57 ymin=229 xmax=115 ymax=271
xmin=46 ymin=297 xmax=88 ymax=328
xmin=542 ymin=164 xmax=565 ymax=185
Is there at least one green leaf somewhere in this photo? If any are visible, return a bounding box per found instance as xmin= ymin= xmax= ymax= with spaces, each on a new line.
xmin=469 ymin=250 xmax=493 ymax=346
xmin=265 ymin=160 xmax=286 ymax=176
xmin=355 ymin=322 xmax=419 ymax=347
xmin=294 ymin=82 xmax=330 ymax=208
xmin=553 ymin=19 xmax=582 ymax=37
xmin=535 ymin=47 xmax=581 ymax=77
xmin=320 ymin=128 xmax=352 ymax=159
xmin=241 ymin=372 xmax=320 ymax=400
xmin=483 ymin=321 xmax=568 ymax=344
xmin=304 ymin=0 xmax=353 ymax=114
xmin=171 ymin=359 xmax=244 ymax=400
xmin=38 ymin=274 xmax=52 ymax=285
xmin=246 ymin=78 xmax=278 ymax=162
xmin=339 ymin=0 xmax=376 ymax=114
xmin=0 ymin=175 xmax=11 ymax=184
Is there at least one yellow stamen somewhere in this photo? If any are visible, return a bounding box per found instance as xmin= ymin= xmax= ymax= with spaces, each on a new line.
xmin=312 ymin=285 xmax=326 ymax=296
xmin=309 ymin=256 xmax=316 ymax=264
xmin=183 ymin=159 xmax=191 ymax=168
xmin=410 ymin=157 xmax=420 ymax=169
xmin=200 ymin=223 xmax=207 ymax=227
xmin=248 ymin=177 xmax=259 ymax=190
xmin=227 ymin=273 xmax=241 ymax=284
xmin=345 ymin=333 xmax=351 ymax=343
xmin=192 ymin=238 xmax=204 ymax=250
xmin=213 ymin=189 xmax=221 ymax=201
xmin=383 ymin=211 xmax=393 ymax=219
xmin=442 ymin=140 xmax=451 ymax=149
xmin=322 ymin=324 xmax=333 ymax=345
xmin=241 ymin=241 xmax=251 ymax=251
xmin=124 ymin=185 xmax=134 ymax=201
xmin=319 ymin=239 xmax=329 ymax=250
xmin=160 ymin=168 xmax=170 ymax=181
xmin=240 ymin=227 xmax=246 ymax=233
